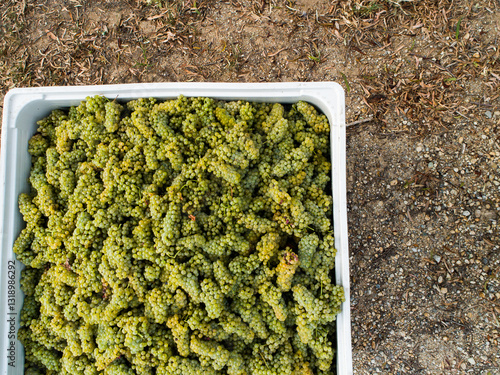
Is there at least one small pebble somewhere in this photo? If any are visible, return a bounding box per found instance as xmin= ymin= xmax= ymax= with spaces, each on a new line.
xmin=463 ymin=210 xmax=470 ymax=217
xmin=485 ymin=111 xmax=492 ymax=119
xmin=441 ymin=287 xmax=448 ymax=294
xmin=434 ymin=255 xmax=442 ymax=263
xmin=468 ymin=358 xmax=475 ymax=365
xmin=438 ymin=276 xmax=444 ymax=284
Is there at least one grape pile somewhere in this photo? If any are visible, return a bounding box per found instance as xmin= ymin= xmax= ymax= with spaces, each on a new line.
xmin=15 ymin=95 xmax=344 ymax=374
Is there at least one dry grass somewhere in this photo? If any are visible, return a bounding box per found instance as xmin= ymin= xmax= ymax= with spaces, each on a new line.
xmin=304 ymin=0 xmax=500 ymax=134
xmin=1 ymin=1 xmax=500 ymax=373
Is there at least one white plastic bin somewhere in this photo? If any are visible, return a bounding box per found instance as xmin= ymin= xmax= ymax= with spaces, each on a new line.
xmin=0 ymin=82 xmax=352 ymax=374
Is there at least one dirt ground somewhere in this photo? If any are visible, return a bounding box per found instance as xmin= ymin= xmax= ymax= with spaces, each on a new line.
xmin=1 ymin=0 xmax=499 ymax=374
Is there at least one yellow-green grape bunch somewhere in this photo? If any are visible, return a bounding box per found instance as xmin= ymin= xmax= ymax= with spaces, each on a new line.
xmin=276 ymin=250 xmax=300 ymax=292
xmin=15 ymin=95 xmax=344 ymax=374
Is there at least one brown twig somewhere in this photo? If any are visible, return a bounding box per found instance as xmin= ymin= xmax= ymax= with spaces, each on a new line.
xmin=346 ymin=117 xmax=374 ymax=127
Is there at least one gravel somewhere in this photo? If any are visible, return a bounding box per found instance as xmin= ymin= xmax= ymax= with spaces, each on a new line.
xmin=347 ymin=118 xmax=500 ymax=374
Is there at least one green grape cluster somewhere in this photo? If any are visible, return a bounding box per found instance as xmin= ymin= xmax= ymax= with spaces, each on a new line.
xmin=15 ymin=95 xmax=344 ymax=374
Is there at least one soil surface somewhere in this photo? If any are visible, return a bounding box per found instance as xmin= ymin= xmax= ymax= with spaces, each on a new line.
xmin=1 ymin=0 xmax=499 ymax=374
